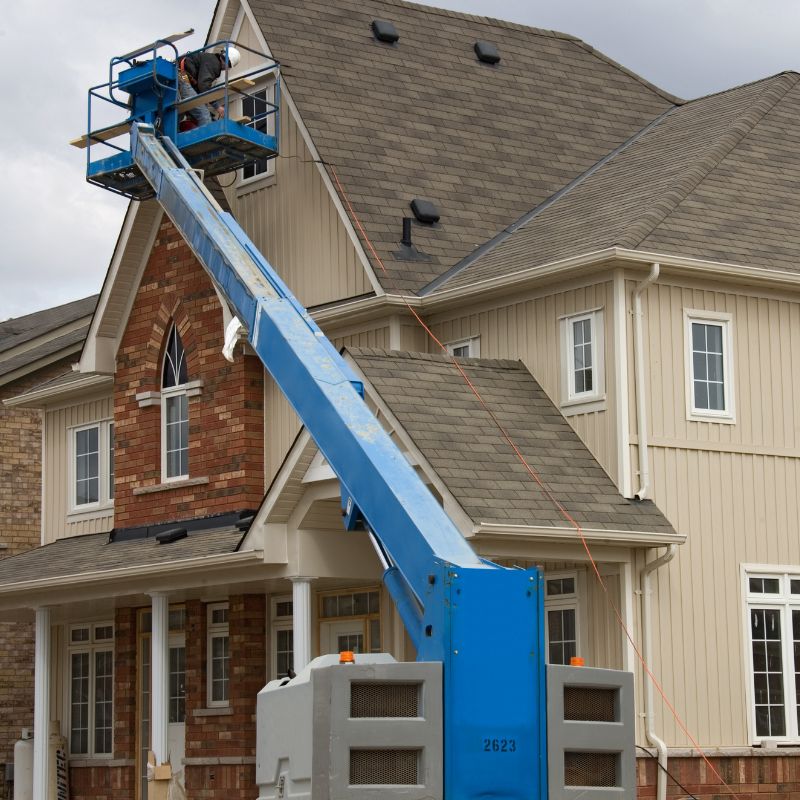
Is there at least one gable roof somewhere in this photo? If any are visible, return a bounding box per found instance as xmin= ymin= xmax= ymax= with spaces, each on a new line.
xmin=439 ymin=72 xmax=800 ymax=290
xmin=250 ymin=0 xmax=677 ymax=294
xmin=348 ymin=348 xmax=676 ymax=536
xmin=0 ymin=295 xmax=97 ymax=386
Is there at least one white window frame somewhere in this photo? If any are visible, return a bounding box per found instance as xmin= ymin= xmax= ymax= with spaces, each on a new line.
xmin=206 ymin=602 xmax=230 ymax=708
xmin=67 ymin=622 xmax=115 ymax=758
xmin=68 ymin=420 xmax=114 ymax=513
xmin=161 ymin=387 xmax=189 ymax=482
xmin=684 ymin=309 xmax=735 ymax=423
xmin=560 ymin=309 xmax=605 ymax=411
xmin=543 ymin=570 xmax=588 ymax=665
xmin=271 ymin=595 xmax=294 ymax=680
xmin=237 ymin=79 xmax=278 ymax=187
xmin=445 ymin=336 xmax=481 ymax=358
xmin=742 ymin=565 xmax=800 ymax=744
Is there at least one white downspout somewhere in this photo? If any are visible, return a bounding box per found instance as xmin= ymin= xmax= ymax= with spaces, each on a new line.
xmin=632 ymin=263 xmax=659 ymax=500
xmin=641 ymin=544 xmax=677 ymax=800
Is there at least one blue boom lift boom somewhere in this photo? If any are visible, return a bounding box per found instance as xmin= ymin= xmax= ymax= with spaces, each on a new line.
xmin=76 ymin=35 xmax=635 ymax=800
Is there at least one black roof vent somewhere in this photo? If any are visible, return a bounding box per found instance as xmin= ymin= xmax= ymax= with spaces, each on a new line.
xmin=474 ymin=41 xmax=501 ymax=65
xmin=156 ymin=527 xmax=188 ymax=545
xmin=410 ymin=199 xmax=440 ymax=225
xmin=372 ymin=19 xmax=399 ymax=44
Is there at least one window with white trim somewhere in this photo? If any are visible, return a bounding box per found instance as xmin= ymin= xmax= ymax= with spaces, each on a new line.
xmin=684 ymin=310 xmax=734 ymax=421
xmin=561 ymin=310 xmax=604 ymax=406
xmin=544 ymin=573 xmax=580 ymax=665
xmin=445 ymin=336 xmax=480 ymax=358
xmin=207 ymin=603 xmax=230 ymax=706
xmin=162 ymin=325 xmax=189 ymax=480
xmin=69 ymin=623 xmax=114 ymax=756
xmin=744 ymin=569 xmax=800 ymax=740
xmin=71 ymin=421 xmax=114 ymax=510
xmin=239 ymin=82 xmax=277 ymax=183
xmin=271 ymin=596 xmax=294 ymax=680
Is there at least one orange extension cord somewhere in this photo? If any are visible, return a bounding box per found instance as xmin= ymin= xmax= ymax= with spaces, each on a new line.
xmin=327 ymin=162 xmax=742 ymax=799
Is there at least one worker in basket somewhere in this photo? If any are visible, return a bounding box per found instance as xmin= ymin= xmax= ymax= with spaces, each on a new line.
xmin=177 ymin=46 xmax=241 ymax=130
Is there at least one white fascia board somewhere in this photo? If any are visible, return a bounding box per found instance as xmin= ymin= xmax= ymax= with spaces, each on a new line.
xmin=3 ymin=373 xmax=113 ymax=408
xmin=231 ymin=0 xmax=384 ymax=297
xmin=472 ymin=522 xmax=686 ymax=549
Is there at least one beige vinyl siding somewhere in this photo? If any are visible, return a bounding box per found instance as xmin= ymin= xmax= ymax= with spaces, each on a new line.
xmin=426 ymin=278 xmax=620 ymax=485
xmin=44 ymin=395 xmax=114 ymax=543
xmin=226 ymin=72 xmax=372 ymax=309
xmin=627 ymin=276 xmax=800 ymax=746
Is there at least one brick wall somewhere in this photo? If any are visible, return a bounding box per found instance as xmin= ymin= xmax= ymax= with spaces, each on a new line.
xmin=637 ymin=753 xmax=800 ymax=799
xmin=113 ymin=218 xmax=264 ymax=528
xmin=0 ymin=356 xmax=78 ymax=799
xmin=185 ymin=595 xmax=266 ymax=800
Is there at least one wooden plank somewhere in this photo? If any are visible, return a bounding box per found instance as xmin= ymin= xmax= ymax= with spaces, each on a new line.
xmin=70 ymin=121 xmax=133 ymax=149
xmin=174 ymin=78 xmax=255 ymax=113
xmin=69 ymin=79 xmax=255 ymax=149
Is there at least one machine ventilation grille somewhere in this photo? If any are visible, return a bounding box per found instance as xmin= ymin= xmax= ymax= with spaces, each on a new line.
xmin=564 ymin=752 xmax=618 ymax=787
xmin=350 ymin=682 xmax=420 ymax=718
xmin=564 ymin=686 xmax=616 ymax=722
xmin=350 ymin=749 xmax=419 ymax=785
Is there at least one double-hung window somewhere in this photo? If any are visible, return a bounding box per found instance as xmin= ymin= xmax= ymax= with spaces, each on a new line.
xmin=544 ymin=573 xmax=581 ymax=665
xmin=71 ymin=421 xmax=114 ymax=510
xmin=69 ymin=623 xmax=114 ymax=756
xmin=162 ymin=325 xmax=189 ymax=480
xmin=561 ymin=310 xmax=605 ymax=409
xmin=272 ymin=596 xmax=294 ymax=680
xmin=445 ymin=336 xmax=481 ymax=358
xmin=207 ymin=603 xmax=230 ymax=706
xmin=240 ymin=82 xmax=277 ymax=183
xmin=684 ymin=309 xmax=734 ymax=422
xmin=744 ymin=569 xmax=800 ymax=741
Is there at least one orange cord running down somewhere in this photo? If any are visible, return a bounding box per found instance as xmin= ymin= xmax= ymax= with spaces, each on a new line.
xmin=327 ymin=162 xmax=742 ymax=800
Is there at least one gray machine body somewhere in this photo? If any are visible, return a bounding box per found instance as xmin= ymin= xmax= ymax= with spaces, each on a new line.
xmin=546 ymin=664 xmax=636 ymax=800
xmin=257 ymin=655 xmax=635 ymax=800
xmin=256 ymin=654 xmax=442 ymax=800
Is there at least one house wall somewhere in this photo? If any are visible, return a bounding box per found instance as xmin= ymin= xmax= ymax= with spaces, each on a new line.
xmin=630 ymin=276 xmax=800 ymax=748
xmin=42 ymin=394 xmax=114 ymax=544
xmin=425 ymin=276 xmax=620 ymax=485
xmin=113 ymin=218 xmax=264 ymax=528
xmin=0 ymin=357 xmax=83 ymax=799
xmin=225 ymin=14 xmax=373 ymax=311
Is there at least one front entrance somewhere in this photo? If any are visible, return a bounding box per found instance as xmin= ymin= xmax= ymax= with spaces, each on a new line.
xmin=137 ymin=608 xmax=186 ymax=799
xmin=318 ymin=588 xmax=381 ymax=656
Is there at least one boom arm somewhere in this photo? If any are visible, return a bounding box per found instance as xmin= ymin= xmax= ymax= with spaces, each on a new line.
xmin=131 ymin=121 xmax=547 ymax=800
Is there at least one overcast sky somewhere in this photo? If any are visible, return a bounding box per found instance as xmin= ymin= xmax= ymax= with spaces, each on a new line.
xmin=2 ymin=0 xmax=799 ymax=320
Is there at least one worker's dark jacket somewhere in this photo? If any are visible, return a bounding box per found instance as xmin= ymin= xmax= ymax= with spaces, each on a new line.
xmin=180 ymin=52 xmax=223 ymax=93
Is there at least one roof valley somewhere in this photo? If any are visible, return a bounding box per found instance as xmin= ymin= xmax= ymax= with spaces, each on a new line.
xmin=621 ymin=72 xmax=800 ymax=251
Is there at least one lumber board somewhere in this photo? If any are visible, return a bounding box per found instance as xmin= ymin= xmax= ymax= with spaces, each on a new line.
xmin=174 ymin=78 xmax=255 ymax=113
xmin=70 ymin=121 xmax=133 ymax=149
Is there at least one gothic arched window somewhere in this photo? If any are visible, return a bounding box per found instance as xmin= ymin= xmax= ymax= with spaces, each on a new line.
xmin=162 ymin=325 xmax=189 ymax=479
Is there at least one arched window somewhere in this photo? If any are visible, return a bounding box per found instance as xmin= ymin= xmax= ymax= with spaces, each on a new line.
xmin=162 ymin=325 xmax=189 ymax=479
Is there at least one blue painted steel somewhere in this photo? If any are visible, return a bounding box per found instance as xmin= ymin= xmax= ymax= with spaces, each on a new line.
xmin=126 ymin=119 xmax=548 ymax=799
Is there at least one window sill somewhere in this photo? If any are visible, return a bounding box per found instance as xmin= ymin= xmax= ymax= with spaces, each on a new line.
xmin=236 ymin=172 xmax=277 ymax=195
xmin=193 ymin=706 xmax=232 ymax=717
xmin=69 ymin=757 xmax=133 ymax=767
xmin=67 ymin=503 xmax=114 ymax=520
xmin=132 ymin=476 xmax=210 ymax=495
xmin=686 ymin=411 xmax=736 ymax=425
xmin=183 ymin=756 xmax=255 ymax=766
xmin=561 ymin=395 xmax=606 ymax=417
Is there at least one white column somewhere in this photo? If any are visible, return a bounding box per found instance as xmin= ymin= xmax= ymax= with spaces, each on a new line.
xmin=291 ymin=578 xmax=314 ymax=671
xmin=150 ymin=593 xmax=170 ymax=764
xmin=33 ymin=607 xmax=51 ymax=800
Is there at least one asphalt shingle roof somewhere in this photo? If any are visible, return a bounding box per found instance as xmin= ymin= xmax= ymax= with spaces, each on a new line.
xmin=0 ymin=295 xmax=97 ymax=353
xmin=0 ymin=525 xmax=244 ymax=588
xmin=440 ymin=73 xmax=800 ymax=289
xmin=251 ymin=0 xmax=676 ymax=293
xmin=350 ymin=348 xmax=675 ymax=534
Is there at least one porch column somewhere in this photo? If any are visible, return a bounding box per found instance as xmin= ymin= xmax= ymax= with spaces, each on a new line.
xmin=291 ymin=577 xmax=314 ymax=671
xmin=150 ymin=592 xmax=170 ymax=764
xmin=32 ymin=606 xmax=51 ymax=800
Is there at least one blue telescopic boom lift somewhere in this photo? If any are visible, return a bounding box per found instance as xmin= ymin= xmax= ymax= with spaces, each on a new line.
xmin=73 ymin=34 xmax=624 ymax=800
